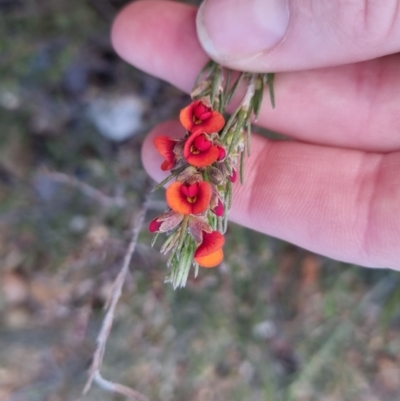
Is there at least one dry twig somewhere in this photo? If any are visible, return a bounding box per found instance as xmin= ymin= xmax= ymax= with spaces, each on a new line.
xmin=82 ymin=180 xmax=153 ymax=401
xmin=39 ymin=169 xmax=128 ymax=208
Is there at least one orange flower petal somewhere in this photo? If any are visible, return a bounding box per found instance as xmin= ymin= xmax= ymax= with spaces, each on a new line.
xmin=196 ymin=111 xmax=225 ymax=133
xmin=194 ymin=231 xmax=225 ymax=258
xmin=166 ymin=182 xmax=192 ymax=215
xmin=186 ymin=147 xmax=219 ymax=167
xmin=183 ymin=131 xmax=219 ymax=167
xmin=154 ymin=136 xmax=176 ymax=171
xmin=191 ymin=181 xmax=211 ymax=214
xmin=195 ymin=248 xmax=224 ymax=268
xmin=179 ymin=103 xmax=196 ymax=131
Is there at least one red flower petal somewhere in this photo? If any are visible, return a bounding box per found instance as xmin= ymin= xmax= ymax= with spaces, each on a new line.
xmin=228 ymin=169 xmax=237 ymax=183
xmin=217 ymin=146 xmax=226 ymax=161
xmin=195 ymin=248 xmax=224 ymax=268
xmin=149 ymin=218 xmax=162 ymax=233
xmin=193 ymin=101 xmax=211 ymax=120
xmin=191 ymin=182 xmax=211 ymax=214
xmin=194 ymin=231 xmax=225 ymax=258
xmin=194 ymin=135 xmax=212 ymax=151
xmin=180 ymin=184 xmax=199 ymax=198
xmin=183 ymin=131 xmax=219 ymax=167
xmin=154 ymin=136 xmax=176 ymax=171
xmin=180 ymin=185 xmax=189 ymax=197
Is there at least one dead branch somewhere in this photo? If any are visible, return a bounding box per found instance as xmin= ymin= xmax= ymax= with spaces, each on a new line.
xmin=82 ymin=180 xmax=153 ymax=401
xmin=39 ymin=169 xmax=127 ymax=208
xmin=39 ymin=169 xmax=165 ymax=212
xmin=90 ymin=372 xmax=149 ymax=401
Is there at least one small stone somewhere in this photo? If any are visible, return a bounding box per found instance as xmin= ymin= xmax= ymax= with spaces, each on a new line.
xmin=0 ymin=90 xmax=20 ymax=110
xmin=69 ymin=215 xmax=87 ymax=233
xmin=88 ymin=95 xmax=147 ymax=142
xmin=253 ymin=320 xmax=277 ymax=339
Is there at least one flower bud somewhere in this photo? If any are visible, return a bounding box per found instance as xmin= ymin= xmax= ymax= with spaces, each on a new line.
xmin=207 ymin=166 xmax=224 ymax=185
xmin=149 ymin=218 xmax=162 ymax=233
xmin=217 ymin=146 xmax=226 ymax=161
xmin=228 ymin=169 xmax=237 ymax=183
xmin=212 ymin=198 xmax=224 ymax=217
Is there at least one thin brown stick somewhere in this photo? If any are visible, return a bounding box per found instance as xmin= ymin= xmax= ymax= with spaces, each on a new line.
xmin=39 ymin=169 xmax=165 ymax=211
xmin=90 ymin=372 xmax=149 ymax=401
xmin=39 ymin=169 xmax=127 ymax=208
xmin=82 ymin=181 xmax=152 ymax=400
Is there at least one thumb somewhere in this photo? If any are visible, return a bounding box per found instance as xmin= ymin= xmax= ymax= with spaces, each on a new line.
xmin=196 ymin=0 xmax=400 ymax=71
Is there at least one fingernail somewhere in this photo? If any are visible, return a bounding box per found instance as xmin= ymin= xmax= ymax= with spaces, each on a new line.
xmin=197 ymin=0 xmax=289 ymax=61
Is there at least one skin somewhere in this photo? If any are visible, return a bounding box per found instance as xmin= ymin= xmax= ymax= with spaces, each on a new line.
xmin=111 ymin=0 xmax=400 ymax=270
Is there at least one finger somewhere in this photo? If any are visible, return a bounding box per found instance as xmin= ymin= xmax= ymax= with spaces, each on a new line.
xmin=112 ymin=1 xmax=400 ymax=152
xmin=197 ymin=0 xmax=400 ymax=72
xmin=112 ymin=0 xmax=206 ymax=92
xmin=143 ymin=120 xmax=400 ymax=270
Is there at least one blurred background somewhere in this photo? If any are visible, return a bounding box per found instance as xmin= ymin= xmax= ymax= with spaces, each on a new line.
xmin=1 ymin=1 xmax=400 ymax=400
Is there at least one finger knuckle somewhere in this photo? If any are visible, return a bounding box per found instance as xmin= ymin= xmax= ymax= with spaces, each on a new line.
xmin=347 ymin=0 xmax=400 ymax=44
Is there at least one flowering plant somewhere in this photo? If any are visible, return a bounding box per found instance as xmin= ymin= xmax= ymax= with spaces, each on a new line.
xmin=150 ymin=61 xmax=275 ymax=288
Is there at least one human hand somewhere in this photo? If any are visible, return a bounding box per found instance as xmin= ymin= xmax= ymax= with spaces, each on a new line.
xmin=111 ymin=0 xmax=400 ymax=269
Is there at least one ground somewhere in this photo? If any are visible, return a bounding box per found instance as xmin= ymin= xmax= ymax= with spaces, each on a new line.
xmin=1 ymin=1 xmax=400 ymax=400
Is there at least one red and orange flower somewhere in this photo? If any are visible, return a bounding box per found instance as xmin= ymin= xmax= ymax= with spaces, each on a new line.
xmin=194 ymin=231 xmax=225 ymax=268
xmin=166 ymin=181 xmax=211 ymax=215
xmin=180 ymin=99 xmax=225 ymax=133
xmin=183 ymin=130 xmax=220 ymax=167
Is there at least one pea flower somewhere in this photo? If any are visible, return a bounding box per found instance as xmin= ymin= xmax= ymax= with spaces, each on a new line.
xmin=180 ymin=99 xmax=225 ymax=133
xmin=166 ymin=181 xmax=211 ymax=215
xmin=183 ymin=131 xmax=219 ymax=167
xmin=194 ymin=231 xmax=225 ymax=268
